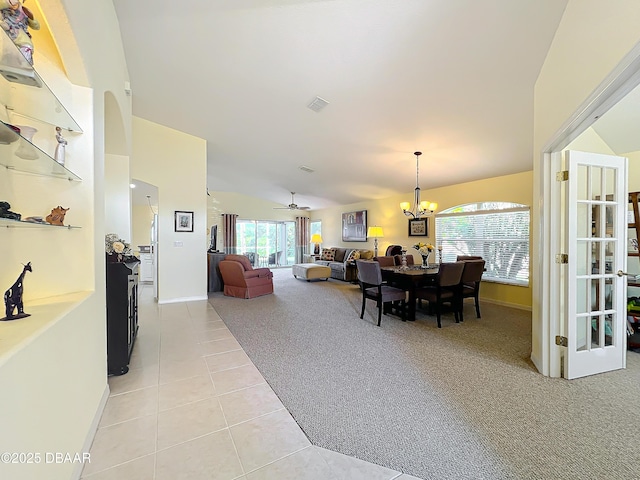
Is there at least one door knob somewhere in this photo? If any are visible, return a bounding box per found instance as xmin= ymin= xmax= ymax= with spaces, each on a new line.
xmin=617 ymin=270 xmax=640 ymax=279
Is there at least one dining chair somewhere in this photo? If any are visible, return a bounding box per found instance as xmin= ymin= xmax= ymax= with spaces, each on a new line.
xmin=415 ymin=262 xmax=465 ymax=328
xmin=356 ymin=260 xmax=406 ymax=326
xmin=373 ymin=256 xmax=396 ymax=267
xmin=385 ymin=245 xmax=403 ymax=256
xmin=459 ymin=259 xmax=486 ymax=320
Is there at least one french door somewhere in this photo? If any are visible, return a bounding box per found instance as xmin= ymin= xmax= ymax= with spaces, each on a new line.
xmin=560 ymin=150 xmax=628 ymax=379
xmin=236 ymin=220 xmax=295 ymax=267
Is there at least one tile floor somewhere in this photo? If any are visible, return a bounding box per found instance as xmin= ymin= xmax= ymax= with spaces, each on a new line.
xmin=81 ymin=283 xmax=423 ymax=480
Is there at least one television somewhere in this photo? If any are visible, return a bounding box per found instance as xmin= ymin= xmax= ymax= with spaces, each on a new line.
xmin=208 ymin=225 xmax=218 ymax=252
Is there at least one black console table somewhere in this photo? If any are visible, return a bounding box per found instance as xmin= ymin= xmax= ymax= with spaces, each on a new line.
xmin=208 ymin=252 xmax=226 ymax=292
xmin=106 ymin=259 xmax=140 ymax=375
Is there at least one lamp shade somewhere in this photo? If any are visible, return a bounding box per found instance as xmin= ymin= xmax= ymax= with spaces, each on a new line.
xmin=310 ymin=233 xmax=323 ymax=243
xmin=367 ymin=226 xmax=384 ymax=238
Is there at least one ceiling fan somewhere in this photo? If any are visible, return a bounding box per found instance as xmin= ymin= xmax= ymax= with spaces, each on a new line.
xmin=274 ymin=192 xmax=310 ymax=210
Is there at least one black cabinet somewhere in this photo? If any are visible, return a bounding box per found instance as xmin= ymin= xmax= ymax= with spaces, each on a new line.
xmin=208 ymin=252 xmax=226 ymax=292
xmin=106 ymin=260 xmax=140 ymax=375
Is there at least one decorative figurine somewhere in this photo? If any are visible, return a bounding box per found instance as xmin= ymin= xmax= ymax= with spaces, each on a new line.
xmin=0 ymin=0 xmax=40 ymax=65
xmin=54 ymin=126 xmax=67 ymax=166
xmin=0 ymin=200 xmax=20 ymax=220
xmin=2 ymin=262 xmax=32 ymax=321
xmin=45 ymin=205 xmax=69 ymax=226
xmin=14 ymin=124 xmax=37 ymax=160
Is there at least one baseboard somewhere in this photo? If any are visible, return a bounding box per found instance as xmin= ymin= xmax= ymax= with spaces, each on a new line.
xmin=479 ymin=297 xmax=532 ymax=312
xmin=71 ymin=384 xmax=110 ymax=480
xmin=158 ymin=295 xmax=208 ymax=305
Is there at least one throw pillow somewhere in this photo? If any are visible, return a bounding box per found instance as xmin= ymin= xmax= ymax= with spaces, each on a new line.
xmin=321 ymin=248 xmax=336 ymax=261
xmin=359 ymin=250 xmax=373 ymax=260
xmin=346 ymin=250 xmax=360 ymax=262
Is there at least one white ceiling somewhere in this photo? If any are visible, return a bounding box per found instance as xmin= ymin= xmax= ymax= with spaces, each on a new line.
xmin=114 ymin=0 xmax=572 ymax=210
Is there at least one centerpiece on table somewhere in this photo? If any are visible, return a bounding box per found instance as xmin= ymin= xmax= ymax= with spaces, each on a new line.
xmin=413 ymin=242 xmax=435 ymax=269
xmin=105 ymin=233 xmax=133 ymax=263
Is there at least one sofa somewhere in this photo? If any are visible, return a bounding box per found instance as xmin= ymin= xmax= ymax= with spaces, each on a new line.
xmin=218 ymin=254 xmax=274 ymax=298
xmin=315 ymin=247 xmax=374 ymax=281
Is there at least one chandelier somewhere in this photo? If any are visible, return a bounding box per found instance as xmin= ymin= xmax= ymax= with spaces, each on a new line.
xmin=400 ymin=151 xmax=437 ymax=218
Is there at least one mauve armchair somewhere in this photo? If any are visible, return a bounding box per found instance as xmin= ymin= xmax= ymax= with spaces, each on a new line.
xmin=218 ymin=254 xmax=274 ymax=299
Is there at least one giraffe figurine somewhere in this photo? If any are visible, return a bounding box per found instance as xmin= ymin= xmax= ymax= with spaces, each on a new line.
xmin=2 ymin=262 xmax=32 ymax=321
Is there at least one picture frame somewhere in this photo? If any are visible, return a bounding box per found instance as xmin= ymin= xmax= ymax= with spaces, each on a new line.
xmin=408 ymin=218 xmax=428 ymax=237
xmin=342 ymin=209 xmax=367 ymax=242
xmin=175 ymin=211 xmax=194 ymax=232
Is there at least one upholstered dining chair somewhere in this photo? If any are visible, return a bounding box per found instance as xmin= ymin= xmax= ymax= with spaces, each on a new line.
xmin=218 ymin=254 xmax=274 ymax=299
xmin=459 ymin=259 xmax=486 ymax=320
xmin=356 ymin=260 xmax=406 ymax=326
xmin=415 ymin=262 xmax=465 ymax=328
xmin=393 ymin=254 xmax=414 ymax=266
xmin=385 ymin=245 xmax=403 ymax=256
xmin=373 ymin=255 xmax=396 ymax=267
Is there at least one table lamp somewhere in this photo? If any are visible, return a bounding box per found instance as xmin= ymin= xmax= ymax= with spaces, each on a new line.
xmin=367 ymin=226 xmax=384 ymax=257
xmin=311 ymin=233 xmax=323 ymax=255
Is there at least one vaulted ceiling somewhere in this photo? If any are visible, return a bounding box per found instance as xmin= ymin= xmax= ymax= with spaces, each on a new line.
xmin=114 ymin=0 xmax=571 ymax=210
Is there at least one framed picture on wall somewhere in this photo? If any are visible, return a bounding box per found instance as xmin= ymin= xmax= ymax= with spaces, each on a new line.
xmin=175 ymin=211 xmax=194 ymax=232
xmin=408 ymin=218 xmax=428 ymax=236
xmin=342 ymin=209 xmax=367 ymax=242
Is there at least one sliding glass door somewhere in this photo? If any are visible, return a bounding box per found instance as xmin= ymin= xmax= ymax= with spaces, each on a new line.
xmin=237 ymin=220 xmax=295 ymax=268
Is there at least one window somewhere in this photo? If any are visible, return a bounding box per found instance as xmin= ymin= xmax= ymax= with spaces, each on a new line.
xmin=310 ymin=220 xmax=322 ymax=239
xmin=237 ymin=220 xmax=296 ymax=267
xmin=435 ymin=202 xmax=530 ymax=286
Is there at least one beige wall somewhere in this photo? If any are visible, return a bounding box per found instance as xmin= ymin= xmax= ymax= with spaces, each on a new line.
xmin=130 ymin=117 xmax=208 ymax=303
xmin=532 ymin=0 xmax=640 ymax=374
xmin=104 ymin=153 xmax=132 ymax=241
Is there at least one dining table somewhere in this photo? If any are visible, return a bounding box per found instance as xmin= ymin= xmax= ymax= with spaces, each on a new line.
xmin=380 ymin=265 xmax=439 ymax=321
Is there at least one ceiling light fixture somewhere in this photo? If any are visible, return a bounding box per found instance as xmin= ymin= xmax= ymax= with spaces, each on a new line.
xmin=400 ymin=151 xmax=437 ymax=218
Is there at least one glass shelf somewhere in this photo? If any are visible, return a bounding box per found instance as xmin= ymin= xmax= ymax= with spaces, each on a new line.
xmin=1 ymin=217 xmax=80 ymax=229
xmin=0 ymin=120 xmax=81 ymax=180
xmin=0 ymin=29 xmax=82 ymax=133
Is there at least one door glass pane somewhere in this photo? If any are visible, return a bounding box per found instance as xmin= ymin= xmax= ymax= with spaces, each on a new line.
xmin=604 ymin=277 xmax=614 ymax=311
xmin=604 ymin=314 xmax=613 ymax=347
xmin=604 ymin=241 xmax=615 ymax=274
xmin=605 ymin=204 xmax=615 ymax=235
xmin=577 ymin=203 xmax=590 ymax=238
xmin=577 ymin=316 xmax=588 ymax=351
xmin=591 ymin=278 xmax=601 ymax=311
xmin=577 ymin=241 xmax=589 ymax=275
xmin=603 ymin=168 xmax=616 ymax=199
xmin=592 ymin=242 xmax=600 ymax=274
xmin=591 ymin=315 xmax=602 ymax=348
xmin=576 ymin=278 xmax=588 ymax=314
xmin=577 ymin=164 xmax=588 ymax=200
xmin=590 ymin=166 xmax=602 ymax=201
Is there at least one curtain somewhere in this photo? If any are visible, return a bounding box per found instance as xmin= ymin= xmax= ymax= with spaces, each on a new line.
xmin=295 ymin=216 xmax=310 ymax=263
xmin=222 ymin=213 xmax=238 ymax=254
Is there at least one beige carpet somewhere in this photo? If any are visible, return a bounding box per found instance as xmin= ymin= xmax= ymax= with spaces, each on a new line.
xmin=209 ymin=269 xmax=640 ymax=480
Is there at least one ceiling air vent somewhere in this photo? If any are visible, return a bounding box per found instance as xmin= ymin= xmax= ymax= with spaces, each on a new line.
xmin=307 ymin=96 xmax=329 ymax=112
xmin=299 ymin=165 xmax=315 ymax=173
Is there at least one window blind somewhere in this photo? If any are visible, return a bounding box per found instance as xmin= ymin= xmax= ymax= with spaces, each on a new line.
xmin=435 ymin=204 xmax=530 ymax=286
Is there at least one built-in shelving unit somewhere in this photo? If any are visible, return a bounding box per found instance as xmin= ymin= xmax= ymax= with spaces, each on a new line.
xmin=0 ymin=27 xmax=83 ymax=231
xmin=0 ymin=33 xmax=82 ymax=133
xmin=0 ymin=121 xmax=81 ymax=181
xmin=0 ymin=217 xmax=80 ymax=229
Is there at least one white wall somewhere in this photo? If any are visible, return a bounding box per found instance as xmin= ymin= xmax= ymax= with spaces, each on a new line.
xmin=532 ymin=0 xmax=640 ymax=374
xmin=131 ymin=117 xmax=207 ymax=304
xmin=104 ymin=153 xmax=132 ymax=241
